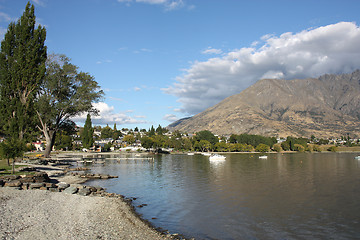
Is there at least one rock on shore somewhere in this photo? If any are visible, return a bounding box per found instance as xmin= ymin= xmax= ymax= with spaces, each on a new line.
xmin=0 ymin=188 xmax=170 ymax=240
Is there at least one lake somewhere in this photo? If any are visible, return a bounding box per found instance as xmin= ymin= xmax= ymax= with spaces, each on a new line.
xmin=84 ymin=152 xmax=360 ymax=240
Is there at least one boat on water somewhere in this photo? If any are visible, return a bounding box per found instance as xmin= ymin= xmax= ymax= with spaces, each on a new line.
xmin=187 ymin=152 xmax=195 ymax=156
xmin=355 ymin=156 xmax=360 ymax=160
xmin=209 ymin=154 xmax=226 ymax=161
xmin=259 ymin=156 xmax=268 ymax=159
xmin=202 ymin=152 xmax=211 ymax=156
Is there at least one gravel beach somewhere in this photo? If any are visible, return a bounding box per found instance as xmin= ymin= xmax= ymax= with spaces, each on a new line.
xmin=0 ymin=187 xmax=170 ymax=240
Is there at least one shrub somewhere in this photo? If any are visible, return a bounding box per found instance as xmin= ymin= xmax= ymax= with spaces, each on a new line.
xmin=255 ymin=144 xmax=270 ymax=152
xmin=272 ymin=144 xmax=282 ymax=152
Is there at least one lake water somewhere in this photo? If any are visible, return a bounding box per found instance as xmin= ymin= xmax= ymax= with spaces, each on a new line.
xmin=84 ymin=153 xmax=360 ymax=239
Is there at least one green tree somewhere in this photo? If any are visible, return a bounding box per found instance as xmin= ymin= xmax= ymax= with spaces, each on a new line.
xmin=81 ymin=114 xmax=94 ymax=149
xmin=255 ymin=143 xmax=270 ymax=152
xmin=0 ymin=2 xmax=46 ymax=142
xmin=0 ymin=138 xmax=25 ymax=172
xmin=148 ymin=125 xmax=155 ymax=137
xmin=195 ymin=130 xmax=218 ymax=145
xmin=101 ymin=125 xmax=113 ymax=139
xmin=123 ymin=134 xmax=135 ymax=145
xmin=141 ymin=136 xmax=154 ymax=149
xmin=36 ymin=54 xmax=103 ymax=157
xmin=194 ymin=140 xmax=212 ymax=152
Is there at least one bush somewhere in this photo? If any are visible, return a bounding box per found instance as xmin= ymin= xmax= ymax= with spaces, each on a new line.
xmin=327 ymin=146 xmax=337 ymax=152
xmin=312 ymin=144 xmax=322 ymax=152
xmin=294 ymin=144 xmax=305 ymax=152
xmin=255 ymin=144 xmax=270 ymax=152
xmin=272 ymin=144 xmax=282 ymax=152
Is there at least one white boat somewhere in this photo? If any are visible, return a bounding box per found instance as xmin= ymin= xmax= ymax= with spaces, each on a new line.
xmin=209 ymin=154 xmax=226 ymax=161
xmin=187 ymin=152 xmax=195 ymax=156
xmin=202 ymin=152 xmax=211 ymax=156
xmin=259 ymin=156 xmax=268 ymax=159
xmin=355 ymin=156 xmax=360 ymax=160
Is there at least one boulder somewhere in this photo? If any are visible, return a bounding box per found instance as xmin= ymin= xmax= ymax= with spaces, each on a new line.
xmin=33 ymin=172 xmax=50 ymax=183
xmin=78 ymin=187 xmax=91 ymax=196
xmin=29 ymin=183 xmax=45 ymax=189
xmin=48 ymin=187 xmax=59 ymax=192
xmin=57 ymin=183 xmax=70 ymax=190
xmin=4 ymin=180 xmax=22 ymax=187
xmin=63 ymin=186 xmax=78 ymax=194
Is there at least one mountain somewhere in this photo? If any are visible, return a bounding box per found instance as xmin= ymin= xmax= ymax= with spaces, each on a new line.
xmin=168 ymin=70 xmax=360 ymax=138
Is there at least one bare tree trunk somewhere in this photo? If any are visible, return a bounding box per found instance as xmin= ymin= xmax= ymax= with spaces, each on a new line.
xmin=11 ymin=159 xmax=15 ymax=174
xmin=43 ymin=130 xmax=56 ymax=158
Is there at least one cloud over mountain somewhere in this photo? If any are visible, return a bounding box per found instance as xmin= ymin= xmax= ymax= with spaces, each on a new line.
xmin=164 ymin=22 xmax=360 ymax=115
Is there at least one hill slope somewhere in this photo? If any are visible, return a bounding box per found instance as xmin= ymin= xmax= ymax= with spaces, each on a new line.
xmin=168 ymin=70 xmax=360 ymax=138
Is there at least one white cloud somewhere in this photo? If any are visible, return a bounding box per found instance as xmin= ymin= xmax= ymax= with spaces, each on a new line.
xmin=202 ymin=47 xmax=222 ymax=55
xmin=163 ymin=114 xmax=179 ymax=122
xmin=72 ymin=102 xmax=147 ymax=126
xmin=164 ymin=22 xmax=360 ymax=115
xmin=117 ymin=0 xmax=185 ymax=10
xmin=134 ymin=87 xmax=141 ymax=91
xmin=32 ymin=0 xmax=46 ymax=6
xmin=0 ymin=12 xmax=11 ymax=22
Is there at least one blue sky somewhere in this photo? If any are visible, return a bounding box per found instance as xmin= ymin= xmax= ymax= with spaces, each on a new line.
xmin=1 ymin=0 xmax=360 ymax=130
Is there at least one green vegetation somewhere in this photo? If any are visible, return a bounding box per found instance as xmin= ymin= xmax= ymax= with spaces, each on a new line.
xmin=81 ymin=114 xmax=94 ymax=149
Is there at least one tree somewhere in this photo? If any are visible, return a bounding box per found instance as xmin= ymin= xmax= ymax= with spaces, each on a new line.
xmin=101 ymin=125 xmax=113 ymax=139
xmin=81 ymin=114 xmax=94 ymax=149
xmin=0 ymin=2 xmax=46 ymax=142
xmin=36 ymin=54 xmax=103 ymax=157
xmin=195 ymin=130 xmax=218 ymax=145
xmin=255 ymin=143 xmax=270 ymax=152
xmin=123 ymin=134 xmax=135 ymax=145
xmin=194 ymin=140 xmax=212 ymax=152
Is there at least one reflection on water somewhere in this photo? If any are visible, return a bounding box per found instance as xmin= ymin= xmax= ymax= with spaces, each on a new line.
xmin=85 ymin=153 xmax=360 ymax=240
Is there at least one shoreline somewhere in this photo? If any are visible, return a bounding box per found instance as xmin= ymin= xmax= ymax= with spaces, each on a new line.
xmin=0 ymin=156 xmax=187 ymax=240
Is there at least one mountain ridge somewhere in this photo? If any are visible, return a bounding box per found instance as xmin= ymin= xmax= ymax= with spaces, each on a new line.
xmin=168 ymin=70 xmax=360 ymax=138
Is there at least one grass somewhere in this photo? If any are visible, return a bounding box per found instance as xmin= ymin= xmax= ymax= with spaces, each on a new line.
xmin=0 ymin=158 xmax=32 ymax=175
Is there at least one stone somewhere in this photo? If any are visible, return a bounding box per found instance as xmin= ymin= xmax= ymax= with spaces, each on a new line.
xmin=39 ymin=187 xmax=48 ymax=190
xmin=4 ymin=180 xmax=22 ymax=187
xmin=63 ymin=186 xmax=78 ymax=194
xmin=57 ymin=183 xmax=70 ymax=190
xmin=33 ymin=172 xmax=50 ymax=182
xmin=29 ymin=183 xmax=45 ymax=189
xmin=45 ymin=182 xmax=56 ymax=188
xmin=0 ymin=175 xmax=20 ymax=181
xmin=0 ymin=179 xmax=4 ymax=187
xmin=48 ymin=187 xmax=59 ymax=192
xmin=78 ymin=187 xmax=91 ymax=196
xmin=19 ymin=176 xmax=35 ymax=183
xmin=88 ymin=186 xmax=97 ymax=192
xmin=21 ymin=183 xmax=29 ymax=190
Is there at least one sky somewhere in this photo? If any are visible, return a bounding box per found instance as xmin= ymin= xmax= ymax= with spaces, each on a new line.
xmin=1 ymin=0 xmax=360 ymax=130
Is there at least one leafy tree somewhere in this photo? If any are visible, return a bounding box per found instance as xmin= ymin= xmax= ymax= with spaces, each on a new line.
xmin=272 ymin=143 xmax=283 ymax=152
xmin=293 ymin=144 xmax=305 ymax=152
xmin=194 ymin=140 xmax=212 ymax=152
xmin=255 ymin=143 xmax=270 ymax=152
xmin=101 ymin=125 xmax=113 ymax=139
xmin=156 ymin=125 xmax=164 ymax=135
xmin=36 ymin=54 xmax=103 ymax=157
xmin=81 ymin=114 xmax=94 ymax=148
xmin=215 ymin=142 xmax=228 ymax=152
xmin=0 ymin=2 xmax=46 ymax=142
xmin=148 ymin=125 xmax=155 ymax=137
xmin=141 ymin=136 xmax=154 ymax=149
xmin=195 ymin=130 xmax=218 ymax=145
xmin=281 ymin=141 xmax=290 ymax=151
xmin=123 ymin=134 xmax=135 ymax=145
xmin=0 ymin=138 xmax=25 ymax=172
